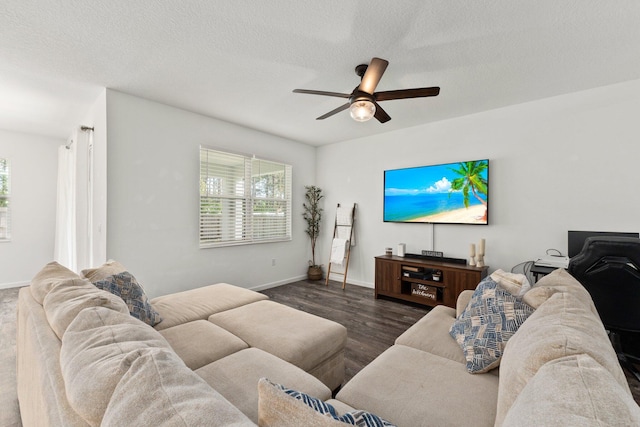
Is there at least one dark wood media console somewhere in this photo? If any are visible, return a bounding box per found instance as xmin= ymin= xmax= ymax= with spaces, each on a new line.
xmin=375 ymin=255 xmax=488 ymax=309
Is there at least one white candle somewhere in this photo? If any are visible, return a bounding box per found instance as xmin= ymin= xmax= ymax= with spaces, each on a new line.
xmin=479 ymin=238 xmax=485 ymax=255
xmin=470 ymin=243 xmax=476 ymax=257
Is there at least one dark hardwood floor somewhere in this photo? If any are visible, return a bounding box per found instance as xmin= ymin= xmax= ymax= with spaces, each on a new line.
xmin=261 ymin=279 xmax=429 ymax=383
xmin=262 ymin=280 xmax=640 ymax=405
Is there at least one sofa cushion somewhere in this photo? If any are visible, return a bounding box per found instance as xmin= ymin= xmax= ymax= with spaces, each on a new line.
xmin=30 ymin=261 xmax=80 ymax=305
xmin=81 ymin=259 xmax=128 ymax=282
xmin=196 ymin=347 xmax=331 ymax=424
xmin=449 ymin=276 xmax=534 ymax=373
xmin=102 ymin=348 xmax=254 ymax=426
xmin=532 ymin=268 xmax=597 ymax=312
xmin=501 ymin=354 xmax=640 ymax=426
xmin=43 ymin=277 xmax=130 ymax=339
xmin=16 ymin=287 xmax=95 ymax=427
xmin=456 ymin=289 xmax=474 ymax=317
xmin=495 ymin=291 xmax=629 ymax=426
xmin=151 ymin=283 xmax=269 ymax=330
xmin=490 ymin=269 xmax=531 ymax=296
xmin=522 ymin=285 xmax=558 ymax=309
xmin=159 ymin=320 xmax=248 ymax=370
xmin=209 ymin=300 xmax=347 ymax=376
xmin=60 ymin=306 xmax=172 ymax=426
xmin=257 ymin=378 xmax=396 ymax=427
xmin=93 ymin=271 xmax=162 ymax=326
xmin=335 ymin=345 xmax=499 ymax=427
xmin=395 ymin=305 xmax=467 ymax=365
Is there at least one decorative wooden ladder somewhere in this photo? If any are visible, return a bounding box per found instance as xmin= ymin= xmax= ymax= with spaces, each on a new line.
xmin=325 ymin=203 xmax=356 ymax=289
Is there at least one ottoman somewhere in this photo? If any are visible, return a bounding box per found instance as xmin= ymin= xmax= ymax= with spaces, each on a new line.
xmin=196 ymin=347 xmax=331 ymax=423
xmin=158 ymin=320 xmax=249 ymax=370
xmin=151 ymin=283 xmax=268 ymax=330
xmin=209 ymin=300 xmax=347 ymax=390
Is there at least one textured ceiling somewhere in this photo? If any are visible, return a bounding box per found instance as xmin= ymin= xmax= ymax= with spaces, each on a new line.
xmin=1 ymin=1 xmax=640 ymax=145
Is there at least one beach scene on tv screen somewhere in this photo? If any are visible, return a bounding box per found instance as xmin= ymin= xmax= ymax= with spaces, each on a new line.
xmin=384 ymin=160 xmax=488 ymax=224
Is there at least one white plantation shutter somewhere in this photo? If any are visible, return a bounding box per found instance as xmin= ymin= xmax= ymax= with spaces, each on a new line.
xmin=200 ymin=147 xmax=292 ymax=247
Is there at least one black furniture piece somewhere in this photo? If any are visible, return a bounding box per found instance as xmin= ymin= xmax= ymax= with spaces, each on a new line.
xmin=530 ymin=264 xmax=556 ymax=282
xmin=568 ymin=230 xmax=639 ymax=258
xmin=568 ymin=236 xmax=640 ymax=381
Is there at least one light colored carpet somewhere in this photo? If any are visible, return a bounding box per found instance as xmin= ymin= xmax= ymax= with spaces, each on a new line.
xmin=0 ymin=287 xmax=22 ymax=427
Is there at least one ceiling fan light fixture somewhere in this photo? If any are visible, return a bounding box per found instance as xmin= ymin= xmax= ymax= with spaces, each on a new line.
xmin=293 ymin=57 xmax=439 ymax=123
xmin=349 ymin=100 xmax=376 ymax=122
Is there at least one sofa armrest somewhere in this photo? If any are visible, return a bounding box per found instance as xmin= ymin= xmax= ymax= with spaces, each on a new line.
xmin=456 ymin=290 xmax=474 ymax=317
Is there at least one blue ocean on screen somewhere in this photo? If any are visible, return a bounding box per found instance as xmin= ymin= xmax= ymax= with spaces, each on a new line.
xmin=384 ymin=192 xmax=483 ymax=222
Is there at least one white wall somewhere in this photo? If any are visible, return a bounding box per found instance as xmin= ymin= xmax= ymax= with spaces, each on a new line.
xmin=6 ymin=78 xmax=637 ymax=292
xmin=317 ymin=79 xmax=640 ymax=287
xmin=105 ymin=90 xmax=316 ymax=298
xmin=0 ymin=129 xmax=61 ymax=287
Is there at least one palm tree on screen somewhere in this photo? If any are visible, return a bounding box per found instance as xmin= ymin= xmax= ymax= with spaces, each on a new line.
xmin=449 ymin=161 xmax=488 ymax=220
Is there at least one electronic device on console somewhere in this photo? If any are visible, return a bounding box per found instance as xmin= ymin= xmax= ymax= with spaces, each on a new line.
xmin=533 ymin=255 xmax=570 ymax=269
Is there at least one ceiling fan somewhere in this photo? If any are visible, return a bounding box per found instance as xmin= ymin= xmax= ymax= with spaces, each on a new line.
xmin=293 ymin=57 xmax=440 ymax=123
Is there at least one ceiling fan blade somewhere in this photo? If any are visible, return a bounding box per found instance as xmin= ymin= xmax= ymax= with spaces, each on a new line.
xmin=375 ymin=87 xmax=440 ymax=102
xmin=358 ymin=57 xmax=389 ymax=94
xmin=316 ymin=103 xmax=350 ymax=120
xmin=293 ymin=89 xmax=350 ymax=98
xmin=373 ymin=102 xmax=391 ymax=123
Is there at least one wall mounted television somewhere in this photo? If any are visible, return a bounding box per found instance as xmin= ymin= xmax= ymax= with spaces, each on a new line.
xmin=384 ymin=159 xmax=489 ymax=225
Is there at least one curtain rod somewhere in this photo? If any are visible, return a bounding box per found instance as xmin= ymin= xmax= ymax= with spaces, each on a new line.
xmin=66 ymin=126 xmax=95 ymax=148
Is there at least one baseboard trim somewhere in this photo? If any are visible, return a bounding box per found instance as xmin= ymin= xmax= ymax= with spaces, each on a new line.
xmin=0 ymin=281 xmax=29 ymax=290
xmin=250 ymin=275 xmax=307 ymax=292
xmin=249 ymin=275 xmax=374 ymax=292
xmin=1 ymin=276 xmax=371 ymax=292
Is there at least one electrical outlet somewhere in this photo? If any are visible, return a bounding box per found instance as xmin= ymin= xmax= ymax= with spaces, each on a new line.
xmin=272 ymin=258 xmax=276 ymax=266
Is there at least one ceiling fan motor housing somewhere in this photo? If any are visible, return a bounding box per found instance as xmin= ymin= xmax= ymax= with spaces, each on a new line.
xmin=349 ymin=89 xmax=375 ymax=104
xmin=355 ymin=64 xmax=369 ymax=79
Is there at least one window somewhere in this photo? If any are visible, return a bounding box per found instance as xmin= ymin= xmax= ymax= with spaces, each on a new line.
xmin=0 ymin=158 xmax=10 ymax=241
xmin=199 ymin=147 xmax=292 ymax=247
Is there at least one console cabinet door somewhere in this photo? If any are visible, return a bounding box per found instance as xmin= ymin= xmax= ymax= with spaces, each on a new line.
xmin=375 ymin=257 xmax=400 ymax=297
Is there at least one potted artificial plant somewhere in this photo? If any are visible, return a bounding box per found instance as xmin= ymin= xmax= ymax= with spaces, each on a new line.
xmin=303 ymin=185 xmax=323 ymax=280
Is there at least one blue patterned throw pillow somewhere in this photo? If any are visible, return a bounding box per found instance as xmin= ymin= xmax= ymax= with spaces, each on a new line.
xmin=93 ymin=271 xmax=162 ymax=327
xmin=449 ymin=276 xmax=534 ymax=373
xmin=267 ymin=380 xmax=396 ymax=427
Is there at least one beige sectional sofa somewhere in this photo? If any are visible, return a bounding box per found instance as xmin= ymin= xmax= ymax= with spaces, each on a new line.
xmin=17 ymin=261 xmax=347 ymax=426
xmin=18 ymin=260 xmax=640 ymax=426
xmin=326 ymin=268 xmax=640 ymax=426
xmin=258 ymin=269 xmax=640 ymax=426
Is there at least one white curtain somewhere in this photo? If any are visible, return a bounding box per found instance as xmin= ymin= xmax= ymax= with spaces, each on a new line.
xmin=54 ymin=128 xmax=94 ymax=272
xmin=86 ymin=130 xmax=94 ymax=268
xmin=54 ymin=142 xmax=77 ymax=271
xmin=74 ymin=129 xmax=92 ymax=271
